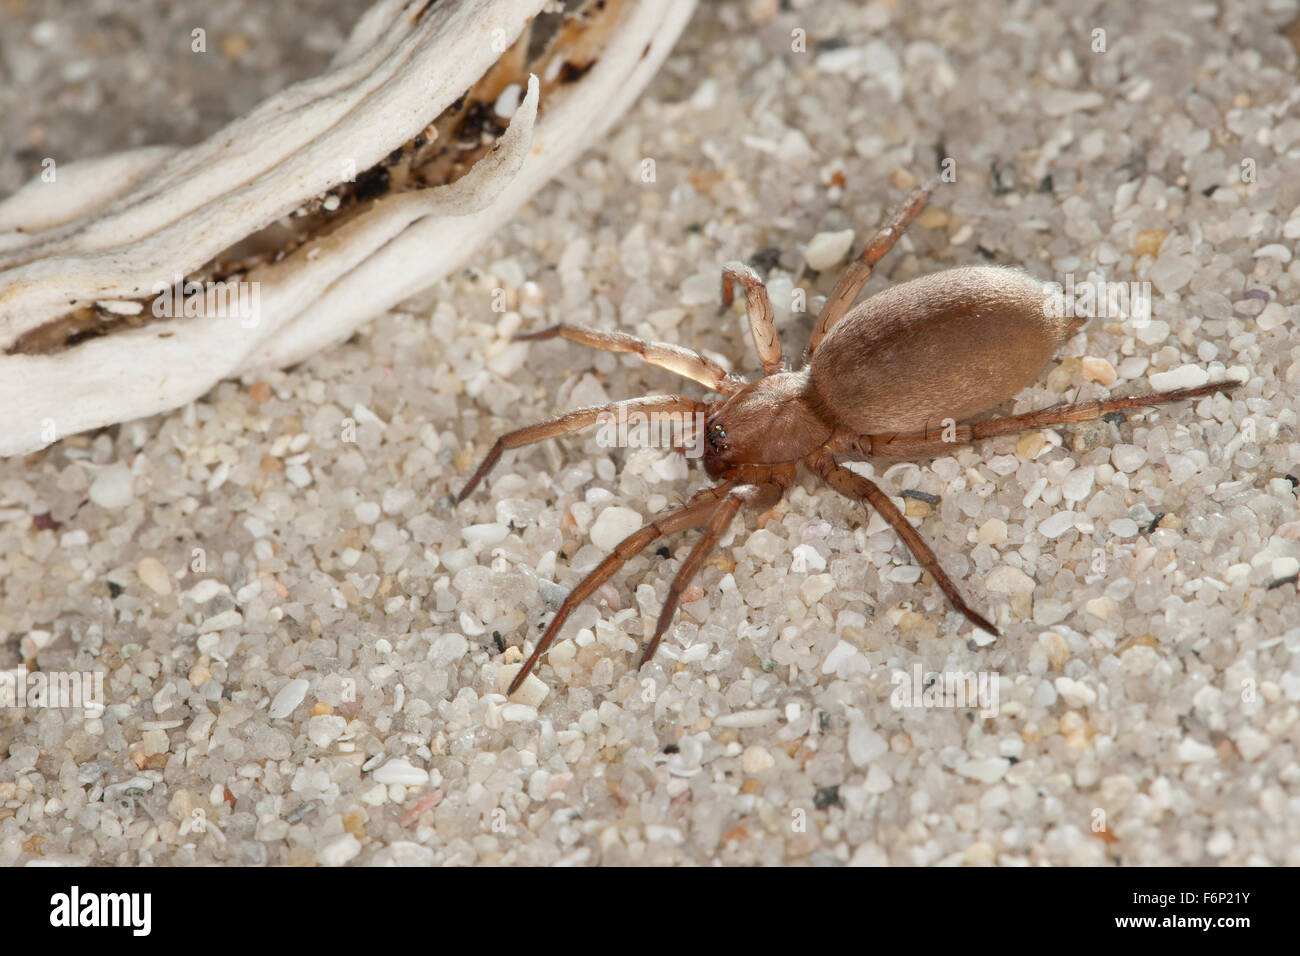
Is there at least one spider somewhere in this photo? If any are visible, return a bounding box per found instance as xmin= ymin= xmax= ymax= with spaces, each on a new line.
xmin=457 ymin=176 xmax=1238 ymax=694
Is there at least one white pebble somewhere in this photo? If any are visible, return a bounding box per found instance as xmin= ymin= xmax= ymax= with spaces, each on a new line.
xmin=986 ymin=565 xmax=1035 ymax=594
xmin=355 ymin=501 xmax=380 ymax=524
xmin=1038 ymin=511 xmax=1077 ymax=539
xmin=1112 ymin=444 xmax=1148 ymax=473
xmin=308 ymin=715 xmax=347 ymax=748
xmin=502 ymin=703 xmax=539 ymax=722
xmin=1252 ymin=243 xmax=1292 ymax=262
xmin=790 ymin=544 xmax=826 ymax=573
xmin=269 ymin=678 xmax=309 ymax=718
xmin=1041 ymin=89 xmax=1104 ymax=115
xmin=714 ymin=708 xmax=780 ymax=728
xmin=317 ymin=834 xmax=361 ymax=867
xmin=1272 ymin=556 xmax=1300 ymax=579
xmin=1061 ymin=465 xmax=1095 ymax=502
xmin=1234 ymin=727 xmax=1271 ymax=761
xmin=745 ymin=528 xmax=784 ymax=563
xmin=590 ymin=506 xmax=642 ymax=550
xmin=1108 ymin=518 xmax=1140 ymax=537
xmin=429 ymin=633 xmax=468 ymax=665
xmin=502 ymin=666 xmax=550 ymax=707
xmin=463 ymin=522 xmax=509 ymax=546
xmin=1118 ymin=356 xmax=1149 ymax=379
xmin=887 ymin=565 xmax=922 ymax=584
xmin=198 ymin=609 xmax=242 ymax=633
xmin=848 ymin=721 xmax=887 ymax=767
xmin=1054 ymin=677 xmax=1097 ymax=708
xmin=801 ymin=573 xmax=836 ymax=604
xmin=1148 ymin=364 xmax=1208 ymax=391
xmin=956 ymin=757 xmax=1010 ymax=782
xmin=373 ymin=757 xmax=429 ymax=786
xmin=1085 ymin=596 xmax=1116 ymax=620
xmin=848 ymin=843 xmax=889 ymax=866
xmin=285 ymin=463 xmax=312 ymax=487
xmin=1134 ymin=319 xmax=1170 ymax=345
xmin=1257 ymin=302 xmax=1290 ymax=331
xmin=1206 ymin=831 xmax=1234 ymax=857
xmin=804 ymin=229 xmax=855 ymax=271
xmin=493 ymin=82 xmax=521 ymax=119
xmin=136 ymin=557 xmax=172 ymax=596
xmin=185 ymin=579 xmax=230 ymax=603
xmin=1176 ymin=738 xmax=1217 ymax=762
xmin=741 ymin=746 xmax=774 ymax=774
xmin=88 ymin=463 xmax=133 ymax=509
xmin=1033 ymin=600 xmax=1069 ymax=625
xmin=680 ymin=272 xmax=718 ymax=305
xmin=821 ymin=640 xmax=862 ymax=675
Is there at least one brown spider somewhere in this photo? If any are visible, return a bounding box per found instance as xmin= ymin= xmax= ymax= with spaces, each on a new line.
xmin=457 ymin=177 xmax=1238 ymax=694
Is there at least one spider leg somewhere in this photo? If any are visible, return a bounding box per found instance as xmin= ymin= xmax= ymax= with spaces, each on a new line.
xmin=808 ymin=175 xmax=938 ymax=357
xmin=807 ymin=449 xmax=998 ymax=636
xmin=719 ymin=262 xmax=783 ymax=375
xmin=842 ymin=380 xmax=1241 ymax=460
xmin=515 ymin=324 xmax=743 ymax=394
xmin=507 ymin=482 xmax=737 ymax=694
xmin=457 ymin=395 xmax=706 ymax=502
xmin=639 ymin=479 xmax=786 ymax=668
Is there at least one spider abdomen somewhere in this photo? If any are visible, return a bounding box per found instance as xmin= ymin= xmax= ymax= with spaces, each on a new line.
xmin=810 ymin=265 xmax=1078 ymax=435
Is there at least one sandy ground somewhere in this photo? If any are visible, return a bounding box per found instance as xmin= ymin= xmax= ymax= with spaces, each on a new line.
xmin=1 ymin=0 xmax=1299 ymax=866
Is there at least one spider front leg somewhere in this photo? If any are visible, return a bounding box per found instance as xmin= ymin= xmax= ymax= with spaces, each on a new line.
xmin=719 ymin=263 xmax=783 ymax=375
xmin=807 ymin=448 xmax=998 ymax=636
xmin=457 ymin=394 xmax=706 ymax=501
xmin=515 ymin=324 xmax=744 ymax=393
xmin=808 ymin=175 xmax=938 ymax=357
xmin=506 ymin=482 xmax=738 ymax=694
xmin=843 ymin=380 xmax=1242 ymax=460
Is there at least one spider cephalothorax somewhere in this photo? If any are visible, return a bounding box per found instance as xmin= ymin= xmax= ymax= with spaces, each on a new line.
xmin=701 ymin=371 xmax=831 ymax=476
xmin=457 ymin=177 xmax=1238 ymax=694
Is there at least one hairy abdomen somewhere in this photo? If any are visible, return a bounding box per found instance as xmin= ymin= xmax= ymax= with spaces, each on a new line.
xmin=810 ymin=266 xmax=1077 ymax=436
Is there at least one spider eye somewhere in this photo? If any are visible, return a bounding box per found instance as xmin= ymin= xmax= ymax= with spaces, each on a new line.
xmin=707 ymin=421 xmax=728 ymax=453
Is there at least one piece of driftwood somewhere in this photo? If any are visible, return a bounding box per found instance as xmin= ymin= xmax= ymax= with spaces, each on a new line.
xmin=0 ymin=0 xmax=696 ymax=456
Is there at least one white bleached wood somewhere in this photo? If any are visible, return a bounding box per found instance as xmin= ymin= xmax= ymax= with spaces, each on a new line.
xmin=0 ymin=0 xmax=696 ymax=456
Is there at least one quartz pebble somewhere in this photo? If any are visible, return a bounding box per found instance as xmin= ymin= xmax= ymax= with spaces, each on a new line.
xmin=745 ymin=528 xmax=784 ymax=563
xmin=1080 ymin=356 xmax=1116 ymax=385
xmin=308 ymin=715 xmax=347 ymax=748
xmin=741 ymin=746 xmax=774 ymax=773
xmin=317 ymin=834 xmax=361 ymax=867
xmin=804 ymin=229 xmax=855 ymax=270
xmin=1112 ymin=444 xmax=1148 ymax=473
xmin=88 ymin=463 xmax=133 ymax=509
xmin=136 ymin=557 xmax=172 ymax=596
xmin=1038 ymin=511 xmax=1076 ymax=539
xmin=849 ymin=721 xmax=887 ymax=767
xmin=986 ymin=566 xmax=1035 ymax=594
xmin=590 ymin=506 xmax=642 ymax=550
xmin=373 ymin=757 xmax=428 ymax=786
xmin=956 ymin=757 xmax=1010 ymax=783
xmin=1054 ymin=677 xmax=1097 ymax=708
xmin=1149 ymin=364 xmax=1209 ymax=391
xmin=269 ymin=679 xmax=309 ymax=719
